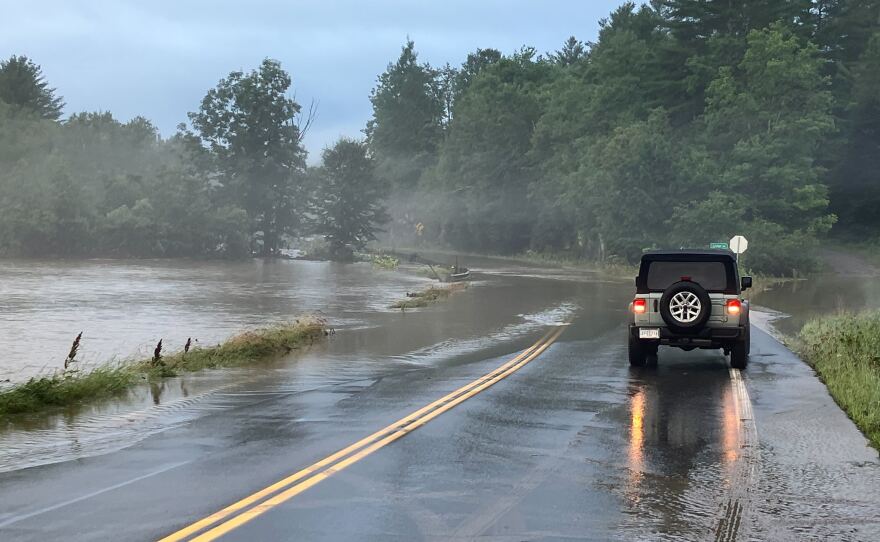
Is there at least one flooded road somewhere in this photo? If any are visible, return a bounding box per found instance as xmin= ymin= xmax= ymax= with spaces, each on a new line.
xmin=2 ymin=256 xmax=875 ymax=381
xmin=1 ymin=258 xmax=879 ymax=541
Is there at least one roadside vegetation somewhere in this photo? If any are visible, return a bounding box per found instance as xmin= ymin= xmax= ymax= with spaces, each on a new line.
xmin=367 ymin=3 xmax=879 ymax=276
xmin=4 ymin=2 xmax=879 ymax=273
xmin=391 ymin=283 xmax=467 ymax=310
xmin=371 ymin=253 xmax=400 ymax=270
xmin=0 ymin=58 xmax=388 ymax=260
xmin=0 ymin=319 xmax=326 ymax=417
xmin=798 ymin=311 xmax=880 ymax=449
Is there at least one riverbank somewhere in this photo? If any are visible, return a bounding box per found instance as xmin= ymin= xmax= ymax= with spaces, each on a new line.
xmin=797 ymin=311 xmax=880 ymax=449
xmin=0 ymin=319 xmax=326 ymax=418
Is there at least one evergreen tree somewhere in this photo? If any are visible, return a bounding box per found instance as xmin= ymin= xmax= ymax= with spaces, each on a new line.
xmin=454 ymin=48 xmax=503 ymax=97
xmin=654 ymin=0 xmax=814 ymax=120
xmin=686 ymin=24 xmax=836 ymax=273
xmin=548 ymin=36 xmax=588 ymax=66
xmin=366 ymin=40 xmax=444 ymax=189
xmin=830 ymin=31 xmax=880 ymax=232
xmin=814 ymin=1 xmax=880 ymax=233
xmin=0 ymin=55 xmax=64 ymax=120
xmin=430 ymin=49 xmax=553 ymax=252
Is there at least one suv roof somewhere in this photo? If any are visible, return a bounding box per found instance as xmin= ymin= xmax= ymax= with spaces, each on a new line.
xmin=640 ymin=249 xmax=736 ymax=262
xmin=636 ymin=249 xmax=740 ymax=294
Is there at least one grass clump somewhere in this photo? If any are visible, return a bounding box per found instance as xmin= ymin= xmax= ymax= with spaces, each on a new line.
xmin=798 ymin=310 xmax=880 ymax=449
xmin=0 ymin=366 xmax=138 ymax=416
xmin=371 ymin=253 xmax=400 ymax=270
xmin=391 ymin=283 xmax=468 ymax=309
xmin=0 ymin=318 xmax=326 ymax=417
xmin=161 ymin=319 xmax=326 ymax=372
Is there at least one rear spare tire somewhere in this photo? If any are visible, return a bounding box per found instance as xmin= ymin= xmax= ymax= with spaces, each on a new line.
xmin=659 ymin=280 xmax=712 ymax=333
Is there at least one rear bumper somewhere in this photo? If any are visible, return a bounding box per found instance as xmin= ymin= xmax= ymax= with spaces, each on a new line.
xmin=630 ymin=324 xmax=744 ymax=348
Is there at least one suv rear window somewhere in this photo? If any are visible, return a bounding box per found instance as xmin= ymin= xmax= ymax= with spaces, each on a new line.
xmin=645 ymin=261 xmax=729 ymax=291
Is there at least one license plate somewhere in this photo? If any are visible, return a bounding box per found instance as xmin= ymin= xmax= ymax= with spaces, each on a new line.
xmin=639 ymin=328 xmax=660 ymax=339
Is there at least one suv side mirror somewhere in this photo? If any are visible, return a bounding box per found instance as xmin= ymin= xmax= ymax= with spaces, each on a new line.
xmin=741 ymin=276 xmax=752 ymax=291
xmin=634 ymin=276 xmax=639 ymax=287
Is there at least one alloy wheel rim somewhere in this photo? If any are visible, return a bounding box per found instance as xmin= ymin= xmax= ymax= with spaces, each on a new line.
xmin=669 ymin=291 xmax=701 ymax=323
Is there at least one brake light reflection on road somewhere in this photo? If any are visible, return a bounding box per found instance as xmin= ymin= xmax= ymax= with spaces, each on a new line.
xmin=726 ymin=299 xmax=742 ymax=316
xmin=632 ymin=298 xmax=647 ymax=314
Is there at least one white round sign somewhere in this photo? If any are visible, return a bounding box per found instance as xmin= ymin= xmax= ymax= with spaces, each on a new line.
xmin=730 ymin=235 xmax=748 ymax=254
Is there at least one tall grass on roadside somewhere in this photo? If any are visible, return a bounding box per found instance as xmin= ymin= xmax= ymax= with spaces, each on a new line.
xmin=160 ymin=319 xmax=326 ymax=372
xmin=0 ymin=318 xmax=326 ymax=417
xmin=799 ymin=310 xmax=880 ymax=449
xmin=0 ymin=365 xmax=138 ymax=416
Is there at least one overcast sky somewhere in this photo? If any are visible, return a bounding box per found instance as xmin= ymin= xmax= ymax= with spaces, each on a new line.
xmin=2 ymin=0 xmax=630 ymax=161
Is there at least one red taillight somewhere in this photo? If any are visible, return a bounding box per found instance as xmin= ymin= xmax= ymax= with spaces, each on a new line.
xmin=632 ymin=298 xmax=647 ymax=314
xmin=726 ymin=299 xmax=742 ymax=316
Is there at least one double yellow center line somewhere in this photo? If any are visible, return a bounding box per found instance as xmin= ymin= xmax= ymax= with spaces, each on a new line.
xmin=159 ymin=325 xmax=567 ymax=542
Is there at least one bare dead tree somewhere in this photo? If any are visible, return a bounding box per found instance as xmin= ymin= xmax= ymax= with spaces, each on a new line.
xmin=295 ymin=97 xmax=319 ymax=143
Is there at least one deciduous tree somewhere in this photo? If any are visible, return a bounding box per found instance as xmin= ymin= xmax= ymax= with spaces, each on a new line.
xmin=315 ymin=138 xmax=388 ymax=260
xmin=189 ymin=59 xmax=308 ymax=255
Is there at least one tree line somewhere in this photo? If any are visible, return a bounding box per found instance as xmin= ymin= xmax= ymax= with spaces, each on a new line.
xmin=1 ymin=0 xmax=878 ymax=273
xmin=368 ymin=0 xmax=879 ymax=275
xmin=0 ymin=58 xmax=386 ymax=259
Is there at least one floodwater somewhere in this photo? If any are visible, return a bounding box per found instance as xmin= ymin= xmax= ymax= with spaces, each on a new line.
xmin=2 ymin=257 xmax=878 ymax=541
xmin=0 ymin=258 xmax=432 ymax=382
xmin=0 ymin=256 xmax=602 ymax=472
xmin=1 ymin=257 xmax=877 ymax=383
xmin=751 ymin=273 xmax=880 ymax=335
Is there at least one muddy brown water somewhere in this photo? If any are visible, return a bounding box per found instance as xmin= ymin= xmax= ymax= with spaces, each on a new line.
xmin=0 ymin=258 xmax=433 ymax=382
xmin=0 ymin=257 xmax=592 ymax=471
xmin=1 ymin=257 xmax=876 ymax=381
xmin=1 ymin=257 xmax=879 ymax=541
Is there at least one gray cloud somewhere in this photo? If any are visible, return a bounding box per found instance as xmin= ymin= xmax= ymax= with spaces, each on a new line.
xmin=1 ymin=0 xmax=629 ymax=161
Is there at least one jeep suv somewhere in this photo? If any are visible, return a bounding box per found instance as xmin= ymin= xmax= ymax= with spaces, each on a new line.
xmin=628 ymin=249 xmax=752 ymax=369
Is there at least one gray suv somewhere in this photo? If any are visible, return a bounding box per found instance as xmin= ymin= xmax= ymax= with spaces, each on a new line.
xmin=628 ymin=249 xmax=752 ymax=369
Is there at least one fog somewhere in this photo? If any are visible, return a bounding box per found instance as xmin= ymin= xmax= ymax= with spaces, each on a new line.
xmin=1 ymin=0 xmax=878 ymax=272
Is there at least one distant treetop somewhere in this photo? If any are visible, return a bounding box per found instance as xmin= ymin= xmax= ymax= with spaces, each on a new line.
xmin=0 ymin=55 xmax=64 ymax=120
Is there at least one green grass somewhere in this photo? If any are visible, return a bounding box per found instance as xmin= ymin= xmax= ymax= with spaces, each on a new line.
xmin=391 ymin=283 xmax=467 ymax=309
xmin=798 ymin=310 xmax=880 ymax=449
xmin=370 ymin=253 xmax=400 ymax=270
xmin=161 ymin=319 xmax=325 ymax=372
xmin=0 ymin=318 xmax=326 ymax=417
xmin=0 ymin=366 xmax=139 ymax=416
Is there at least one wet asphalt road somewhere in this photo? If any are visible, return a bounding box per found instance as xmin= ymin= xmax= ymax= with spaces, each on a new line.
xmin=2 ymin=265 xmax=879 ymax=541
